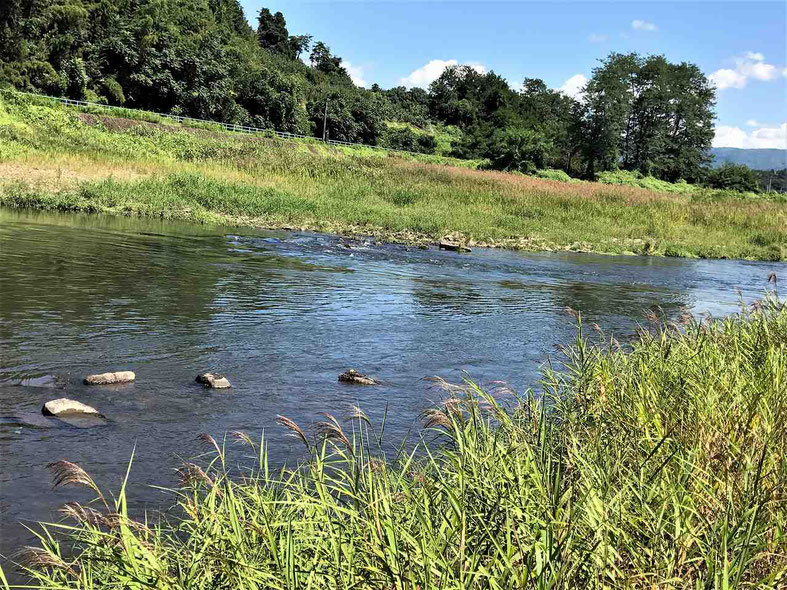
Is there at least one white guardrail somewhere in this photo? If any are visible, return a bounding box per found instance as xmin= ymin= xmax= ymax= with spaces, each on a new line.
xmin=11 ymin=90 xmax=424 ymax=156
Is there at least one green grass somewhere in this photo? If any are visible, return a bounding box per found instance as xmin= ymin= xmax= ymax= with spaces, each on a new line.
xmin=1 ymin=90 xmax=786 ymax=260
xmin=8 ymin=297 xmax=787 ymax=588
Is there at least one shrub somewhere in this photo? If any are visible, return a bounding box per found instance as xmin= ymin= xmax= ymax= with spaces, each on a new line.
xmin=706 ymin=163 xmax=760 ymax=192
xmin=485 ymin=128 xmax=551 ymax=173
xmin=383 ymin=125 xmax=436 ymax=154
xmin=597 ymin=169 xmax=697 ymax=194
xmin=533 ymin=168 xmax=573 ymax=182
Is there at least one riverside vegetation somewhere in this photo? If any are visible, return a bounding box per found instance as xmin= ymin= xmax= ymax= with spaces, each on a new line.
xmin=4 ymin=297 xmax=786 ymax=588
xmin=0 ymin=0 xmax=718 ymax=183
xmin=1 ymin=92 xmax=786 ymax=261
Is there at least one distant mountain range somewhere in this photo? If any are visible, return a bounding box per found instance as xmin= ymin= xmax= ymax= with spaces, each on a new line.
xmin=710 ymin=148 xmax=787 ymax=170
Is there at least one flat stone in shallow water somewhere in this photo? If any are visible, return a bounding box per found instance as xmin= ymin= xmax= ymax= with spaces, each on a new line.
xmin=7 ymin=375 xmax=67 ymax=389
xmin=55 ymin=414 xmax=108 ymax=429
xmin=42 ymin=398 xmax=100 ymax=417
xmin=0 ymin=413 xmax=58 ymax=429
xmin=84 ymin=371 xmax=135 ymax=385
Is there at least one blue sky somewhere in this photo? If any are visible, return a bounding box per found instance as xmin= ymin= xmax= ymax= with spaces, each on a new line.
xmin=241 ymin=1 xmax=787 ymax=148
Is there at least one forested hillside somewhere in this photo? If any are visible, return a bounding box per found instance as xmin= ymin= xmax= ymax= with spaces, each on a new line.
xmin=1 ymin=0 xmax=717 ymax=182
xmin=711 ymin=148 xmax=787 ymax=170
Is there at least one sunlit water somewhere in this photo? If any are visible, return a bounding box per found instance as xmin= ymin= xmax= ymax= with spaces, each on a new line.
xmin=1 ymin=208 xmax=783 ymax=564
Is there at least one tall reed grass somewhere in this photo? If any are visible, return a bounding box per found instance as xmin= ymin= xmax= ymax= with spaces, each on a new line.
xmin=7 ymin=297 xmax=786 ymax=588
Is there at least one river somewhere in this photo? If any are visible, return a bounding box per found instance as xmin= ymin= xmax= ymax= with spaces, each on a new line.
xmin=0 ymin=208 xmax=783 ymax=563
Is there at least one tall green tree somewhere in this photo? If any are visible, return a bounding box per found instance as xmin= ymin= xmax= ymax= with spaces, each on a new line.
xmin=579 ymin=53 xmax=639 ymax=178
xmin=309 ymin=42 xmax=349 ymax=80
xmin=581 ymin=52 xmax=715 ymax=181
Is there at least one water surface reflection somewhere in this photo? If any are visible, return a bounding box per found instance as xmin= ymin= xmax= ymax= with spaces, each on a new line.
xmin=0 ymin=208 xmax=782 ymax=561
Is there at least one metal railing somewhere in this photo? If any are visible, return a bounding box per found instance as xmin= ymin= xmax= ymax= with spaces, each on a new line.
xmin=10 ymin=90 xmax=425 ymax=156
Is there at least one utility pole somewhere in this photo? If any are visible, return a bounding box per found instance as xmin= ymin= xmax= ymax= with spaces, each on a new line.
xmin=322 ymin=100 xmax=328 ymax=142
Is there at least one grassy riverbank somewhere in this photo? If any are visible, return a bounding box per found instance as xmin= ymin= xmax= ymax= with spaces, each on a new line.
xmin=1 ymin=91 xmax=786 ymax=260
xmin=8 ymin=298 xmax=786 ymax=588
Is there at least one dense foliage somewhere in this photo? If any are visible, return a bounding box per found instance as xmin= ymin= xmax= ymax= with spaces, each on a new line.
xmin=0 ymin=1 xmax=723 ymax=182
xmin=9 ymin=299 xmax=787 ymax=587
xmin=706 ymin=162 xmax=761 ymax=192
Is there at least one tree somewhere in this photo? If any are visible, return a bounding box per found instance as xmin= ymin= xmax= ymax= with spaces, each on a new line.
xmin=580 ymin=53 xmax=715 ymax=181
xmin=384 ymin=126 xmax=436 ymax=154
xmin=257 ymin=9 xmax=290 ymax=55
xmin=486 ymin=128 xmax=551 ymax=173
xmin=309 ymin=42 xmax=348 ymax=79
xmin=307 ymin=86 xmax=387 ymax=144
xmin=256 ymin=8 xmax=310 ymax=59
xmin=579 ymin=53 xmax=639 ymax=178
xmin=289 ymin=35 xmax=312 ymax=59
xmin=428 ymin=65 xmax=514 ymax=129
xmin=518 ymin=77 xmax=582 ymax=172
xmin=705 ymin=163 xmax=759 ymax=192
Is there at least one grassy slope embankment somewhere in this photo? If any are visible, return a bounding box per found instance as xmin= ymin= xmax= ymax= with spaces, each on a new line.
xmin=11 ymin=300 xmax=787 ymax=587
xmin=1 ymin=91 xmax=785 ymax=260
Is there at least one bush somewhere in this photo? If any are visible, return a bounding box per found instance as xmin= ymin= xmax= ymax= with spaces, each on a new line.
xmin=706 ymin=163 xmax=759 ymax=192
xmin=597 ymin=169 xmax=697 ymax=194
xmin=484 ymin=128 xmax=551 ymax=173
xmin=383 ymin=125 xmax=436 ymax=154
xmin=533 ymin=168 xmax=573 ymax=182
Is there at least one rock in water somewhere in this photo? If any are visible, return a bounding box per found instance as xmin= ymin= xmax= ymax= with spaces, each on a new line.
xmin=84 ymin=371 xmax=135 ymax=385
xmin=196 ymin=373 xmax=231 ymax=389
xmin=10 ymin=375 xmax=66 ymax=389
xmin=338 ymin=369 xmax=378 ymax=385
xmin=42 ymin=398 xmax=100 ymax=417
xmin=438 ymin=240 xmax=471 ymax=252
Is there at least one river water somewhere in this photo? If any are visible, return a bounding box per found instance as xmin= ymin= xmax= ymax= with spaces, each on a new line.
xmin=0 ymin=208 xmax=783 ymax=562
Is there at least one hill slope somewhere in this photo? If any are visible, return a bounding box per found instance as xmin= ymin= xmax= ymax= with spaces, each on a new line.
xmin=711 ymin=147 xmax=787 ymax=170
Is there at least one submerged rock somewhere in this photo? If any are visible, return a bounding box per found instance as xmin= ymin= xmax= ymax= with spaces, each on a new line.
xmin=338 ymin=369 xmax=378 ymax=385
xmin=1 ymin=412 xmax=58 ymax=429
xmin=84 ymin=371 xmax=135 ymax=385
xmin=42 ymin=398 xmax=100 ymax=417
xmin=8 ymin=375 xmax=67 ymax=389
xmin=196 ymin=372 xmax=231 ymax=389
xmin=438 ymin=240 xmax=471 ymax=253
xmin=55 ymin=414 xmax=107 ymax=429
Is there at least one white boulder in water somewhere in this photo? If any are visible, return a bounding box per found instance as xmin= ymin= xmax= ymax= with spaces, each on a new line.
xmin=84 ymin=371 xmax=135 ymax=385
xmin=42 ymin=398 xmax=100 ymax=417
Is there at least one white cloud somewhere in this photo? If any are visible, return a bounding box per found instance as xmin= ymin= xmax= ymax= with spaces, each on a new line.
xmin=713 ymin=123 xmax=787 ymax=149
xmin=710 ymin=52 xmax=784 ymax=90
xmin=709 ymin=68 xmax=747 ymax=90
xmin=399 ymin=59 xmax=486 ymax=88
xmin=746 ymin=119 xmax=759 ymax=127
xmin=344 ymin=61 xmax=368 ymax=88
xmin=588 ymin=33 xmax=608 ymax=43
xmin=744 ymin=60 xmax=778 ymax=81
xmin=631 ymin=20 xmax=657 ymax=32
xmin=558 ymin=74 xmax=588 ymax=99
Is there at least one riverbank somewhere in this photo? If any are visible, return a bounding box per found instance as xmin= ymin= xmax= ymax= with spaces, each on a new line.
xmin=1 ymin=91 xmax=785 ymax=260
xmin=9 ymin=298 xmax=786 ymax=587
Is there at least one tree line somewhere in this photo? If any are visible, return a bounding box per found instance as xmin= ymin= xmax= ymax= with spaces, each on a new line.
xmin=0 ymin=0 xmax=746 ymax=187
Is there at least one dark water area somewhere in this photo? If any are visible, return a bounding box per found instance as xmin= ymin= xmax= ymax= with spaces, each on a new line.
xmin=0 ymin=208 xmax=784 ymax=566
